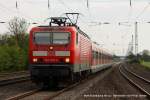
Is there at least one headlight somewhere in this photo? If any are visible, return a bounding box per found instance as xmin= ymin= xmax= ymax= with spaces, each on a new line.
xmin=33 ymin=51 xmax=48 ymax=56
xmin=33 ymin=58 xmax=38 ymax=62
xmin=55 ymin=51 xmax=70 ymax=56
xmin=65 ymin=58 xmax=70 ymax=63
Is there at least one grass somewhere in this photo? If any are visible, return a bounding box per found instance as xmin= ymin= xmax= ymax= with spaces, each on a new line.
xmin=141 ymin=61 xmax=150 ymax=69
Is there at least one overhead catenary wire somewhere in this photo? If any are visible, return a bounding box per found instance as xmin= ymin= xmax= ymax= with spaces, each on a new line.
xmin=136 ymin=2 xmax=150 ymax=19
xmin=57 ymin=0 xmax=74 ymax=12
xmin=0 ymin=2 xmax=29 ymax=19
xmin=0 ymin=4 xmax=15 ymax=17
xmin=56 ymin=0 xmax=88 ymax=25
xmin=0 ymin=1 xmax=38 ymax=24
xmin=22 ymin=0 xmax=52 ymax=24
xmin=0 ymin=3 xmax=17 ymax=14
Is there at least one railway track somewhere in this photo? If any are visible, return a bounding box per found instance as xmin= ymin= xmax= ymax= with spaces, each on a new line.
xmin=119 ymin=64 xmax=150 ymax=99
xmin=0 ymin=75 xmax=30 ymax=86
xmin=6 ymin=66 xmax=112 ymax=100
xmin=6 ymin=76 xmax=90 ymax=100
xmin=0 ymin=71 xmax=30 ymax=86
xmin=0 ymin=71 xmax=29 ymax=77
xmin=6 ymin=79 xmax=84 ymax=100
xmin=6 ymin=88 xmax=40 ymax=100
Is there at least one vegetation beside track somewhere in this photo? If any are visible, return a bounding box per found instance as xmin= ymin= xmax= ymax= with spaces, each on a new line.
xmin=126 ymin=50 xmax=150 ymax=65
xmin=126 ymin=50 xmax=150 ymax=69
xmin=141 ymin=61 xmax=150 ymax=69
xmin=0 ymin=17 xmax=29 ymax=72
xmin=0 ymin=34 xmax=29 ymax=72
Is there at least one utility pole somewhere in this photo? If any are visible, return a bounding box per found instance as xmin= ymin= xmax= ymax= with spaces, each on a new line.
xmin=87 ymin=0 xmax=89 ymax=8
xmin=126 ymin=34 xmax=134 ymax=56
xmin=135 ymin=22 xmax=138 ymax=56
xmin=131 ymin=34 xmax=134 ymax=53
xmin=48 ymin=0 xmax=50 ymax=9
xmin=130 ymin=0 xmax=132 ymax=7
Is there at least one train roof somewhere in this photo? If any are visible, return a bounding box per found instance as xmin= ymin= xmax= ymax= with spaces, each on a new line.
xmin=92 ymin=41 xmax=112 ymax=56
xmin=76 ymin=27 xmax=90 ymax=39
xmin=35 ymin=25 xmax=91 ymax=39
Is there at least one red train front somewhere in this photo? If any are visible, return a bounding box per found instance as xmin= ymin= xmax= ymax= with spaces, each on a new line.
xmin=29 ymin=17 xmax=112 ymax=87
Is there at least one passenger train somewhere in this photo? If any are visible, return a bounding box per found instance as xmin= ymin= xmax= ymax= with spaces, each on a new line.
xmin=29 ymin=17 xmax=113 ymax=87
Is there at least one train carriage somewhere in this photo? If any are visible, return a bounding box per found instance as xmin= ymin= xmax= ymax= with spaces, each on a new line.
xmin=91 ymin=42 xmax=113 ymax=73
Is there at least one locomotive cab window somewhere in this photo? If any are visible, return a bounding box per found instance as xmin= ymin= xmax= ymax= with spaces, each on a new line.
xmin=34 ymin=32 xmax=50 ymax=44
xmin=34 ymin=32 xmax=70 ymax=45
xmin=53 ymin=32 xmax=70 ymax=44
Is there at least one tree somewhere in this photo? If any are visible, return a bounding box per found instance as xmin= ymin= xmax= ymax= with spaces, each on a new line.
xmin=126 ymin=52 xmax=135 ymax=59
xmin=142 ymin=50 xmax=149 ymax=56
xmin=142 ymin=50 xmax=150 ymax=61
xmin=8 ymin=17 xmax=29 ymax=48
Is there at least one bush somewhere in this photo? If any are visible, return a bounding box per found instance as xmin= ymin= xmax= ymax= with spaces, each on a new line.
xmin=0 ymin=46 xmax=12 ymax=71
xmin=0 ymin=34 xmax=29 ymax=72
xmin=0 ymin=45 xmax=28 ymax=72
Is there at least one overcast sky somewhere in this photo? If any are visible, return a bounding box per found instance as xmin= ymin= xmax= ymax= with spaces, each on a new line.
xmin=0 ymin=0 xmax=150 ymax=56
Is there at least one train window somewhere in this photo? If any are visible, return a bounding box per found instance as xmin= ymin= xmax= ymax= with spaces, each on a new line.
xmin=92 ymin=51 xmax=94 ymax=58
xmin=92 ymin=51 xmax=96 ymax=59
xmin=34 ymin=32 xmax=50 ymax=44
xmin=99 ymin=53 xmax=101 ymax=59
xmin=96 ymin=52 xmax=98 ymax=59
xmin=94 ymin=51 xmax=97 ymax=59
xmin=34 ymin=32 xmax=70 ymax=45
xmin=76 ymin=32 xmax=78 ymax=45
xmin=53 ymin=32 xmax=70 ymax=44
xmin=94 ymin=51 xmax=96 ymax=59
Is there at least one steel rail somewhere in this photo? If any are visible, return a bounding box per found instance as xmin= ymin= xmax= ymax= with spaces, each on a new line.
xmin=0 ymin=75 xmax=30 ymax=86
xmin=6 ymin=81 xmax=79 ymax=100
xmin=119 ymin=65 xmax=150 ymax=98
xmin=6 ymin=88 xmax=40 ymax=100
xmin=123 ymin=65 xmax=150 ymax=83
xmin=6 ymin=79 xmax=83 ymax=100
xmin=45 ymin=82 xmax=79 ymax=100
xmin=0 ymin=71 xmax=29 ymax=77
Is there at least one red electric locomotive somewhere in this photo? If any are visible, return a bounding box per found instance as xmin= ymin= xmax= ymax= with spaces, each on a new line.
xmin=29 ymin=17 xmax=113 ymax=87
